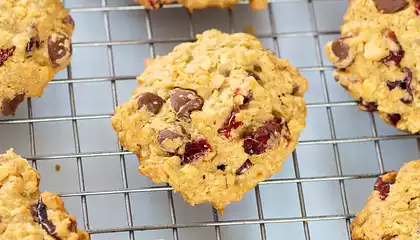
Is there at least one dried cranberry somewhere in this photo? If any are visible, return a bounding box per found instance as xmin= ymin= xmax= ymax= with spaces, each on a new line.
xmin=234 ymin=88 xmax=241 ymax=96
xmin=386 ymin=80 xmax=402 ymax=90
xmin=415 ymin=1 xmax=420 ymax=15
xmin=180 ymin=139 xmax=212 ymax=165
xmin=0 ymin=46 xmax=16 ymax=67
xmin=381 ymin=31 xmax=404 ymax=67
xmin=218 ymin=108 xmax=243 ymax=138
xmin=236 ymin=159 xmax=253 ymax=175
xmin=358 ymin=98 xmax=378 ymax=112
xmin=374 ymin=172 xmax=396 ymax=200
xmin=30 ymin=197 xmax=57 ymax=238
xmin=387 ymin=68 xmax=413 ymax=103
xmin=388 ymin=113 xmax=401 ymax=126
xmin=243 ymin=118 xmax=286 ymax=155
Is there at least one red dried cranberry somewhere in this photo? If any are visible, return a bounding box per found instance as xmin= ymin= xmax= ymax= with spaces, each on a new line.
xmin=415 ymin=1 xmax=420 ymax=15
xmin=180 ymin=139 xmax=212 ymax=165
xmin=243 ymin=118 xmax=286 ymax=155
xmin=381 ymin=31 xmax=404 ymax=67
xmin=358 ymin=98 xmax=378 ymax=112
xmin=387 ymin=68 xmax=413 ymax=103
xmin=236 ymin=159 xmax=253 ymax=175
xmin=0 ymin=46 xmax=16 ymax=67
xmin=234 ymin=88 xmax=241 ymax=96
xmin=373 ymin=172 xmax=396 ymax=200
xmin=388 ymin=113 xmax=401 ymax=125
xmin=218 ymin=108 xmax=243 ymax=138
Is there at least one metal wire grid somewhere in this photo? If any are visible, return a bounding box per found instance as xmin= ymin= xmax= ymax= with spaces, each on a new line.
xmin=1 ymin=0 xmax=420 ymax=239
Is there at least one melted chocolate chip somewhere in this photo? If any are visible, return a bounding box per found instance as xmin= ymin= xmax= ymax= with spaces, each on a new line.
xmin=2 ymin=93 xmax=25 ymax=116
xmin=388 ymin=113 xmax=401 ymax=125
xmin=373 ymin=0 xmax=407 ymax=13
xmin=331 ymin=40 xmax=349 ymax=60
xmin=48 ymin=33 xmax=72 ymax=67
xmin=31 ymin=197 xmax=58 ymax=238
xmin=374 ymin=172 xmax=396 ymax=200
xmin=157 ymin=129 xmax=183 ymax=153
xmin=137 ymin=92 xmax=164 ymax=114
xmin=381 ymin=31 xmax=404 ymax=66
xmin=236 ymin=159 xmax=253 ymax=175
xmin=0 ymin=46 xmax=16 ymax=67
xmin=254 ymin=65 xmax=262 ymax=72
xmin=357 ymin=99 xmax=378 ymax=112
xmin=217 ymin=164 xmax=226 ymax=171
xmin=170 ymin=88 xmax=204 ymax=120
xmin=180 ymin=139 xmax=212 ymax=165
xmin=243 ymin=118 xmax=286 ymax=155
xmin=217 ymin=108 xmax=243 ymax=138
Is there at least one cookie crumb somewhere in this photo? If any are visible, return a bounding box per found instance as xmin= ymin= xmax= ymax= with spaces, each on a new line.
xmin=55 ymin=164 xmax=61 ymax=172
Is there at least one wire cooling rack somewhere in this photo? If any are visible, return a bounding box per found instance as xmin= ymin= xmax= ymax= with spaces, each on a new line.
xmin=1 ymin=0 xmax=420 ymax=239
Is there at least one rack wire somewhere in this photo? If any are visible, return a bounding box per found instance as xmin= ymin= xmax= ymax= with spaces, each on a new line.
xmin=2 ymin=0 xmax=420 ymax=239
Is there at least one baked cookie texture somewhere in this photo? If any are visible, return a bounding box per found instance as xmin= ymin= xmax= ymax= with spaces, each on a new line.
xmin=351 ymin=161 xmax=420 ymax=240
xmin=325 ymin=0 xmax=420 ymax=133
xmin=111 ymin=30 xmax=307 ymax=212
xmin=136 ymin=0 xmax=267 ymax=11
xmin=0 ymin=0 xmax=74 ymax=116
xmin=0 ymin=149 xmax=89 ymax=239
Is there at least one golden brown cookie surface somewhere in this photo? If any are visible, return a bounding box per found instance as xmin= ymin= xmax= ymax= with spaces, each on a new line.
xmin=351 ymin=161 xmax=420 ymax=240
xmin=0 ymin=149 xmax=89 ymax=239
xmin=0 ymin=0 xmax=74 ymax=115
xmin=325 ymin=0 xmax=420 ymax=133
xmin=136 ymin=0 xmax=267 ymax=11
xmin=112 ymin=30 xmax=307 ymax=212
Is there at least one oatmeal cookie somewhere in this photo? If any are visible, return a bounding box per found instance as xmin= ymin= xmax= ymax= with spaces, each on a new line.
xmin=325 ymin=0 xmax=420 ymax=133
xmin=0 ymin=149 xmax=89 ymax=239
xmin=136 ymin=0 xmax=267 ymax=11
xmin=351 ymin=160 xmax=420 ymax=240
xmin=111 ymin=30 xmax=307 ymax=212
xmin=0 ymin=0 xmax=74 ymax=115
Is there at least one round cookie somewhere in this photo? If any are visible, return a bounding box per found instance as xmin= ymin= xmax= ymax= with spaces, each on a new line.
xmin=351 ymin=161 xmax=420 ymax=239
xmin=0 ymin=149 xmax=89 ymax=239
xmin=0 ymin=0 xmax=74 ymax=116
xmin=137 ymin=0 xmax=267 ymax=11
xmin=111 ymin=30 xmax=307 ymax=212
xmin=325 ymin=0 xmax=420 ymax=133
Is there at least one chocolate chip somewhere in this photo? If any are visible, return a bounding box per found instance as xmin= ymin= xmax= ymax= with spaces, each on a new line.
xmin=331 ymin=40 xmax=349 ymax=61
xmin=2 ymin=93 xmax=25 ymax=116
xmin=386 ymin=80 xmax=402 ymax=90
xmin=170 ymin=88 xmax=204 ymax=120
xmin=0 ymin=46 xmax=16 ymax=67
xmin=243 ymin=118 xmax=287 ymax=155
xmin=137 ymin=92 xmax=164 ymax=114
xmin=374 ymin=172 xmax=396 ymax=200
xmin=31 ymin=196 xmax=58 ymax=238
xmin=236 ymin=159 xmax=253 ymax=175
xmin=26 ymin=36 xmax=40 ymax=55
xmin=217 ymin=164 xmax=226 ymax=171
xmin=63 ymin=15 xmax=75 ymax=26
xmin=254 ymin=65 xmax=262 ymax=72
xmin=217 ymin=108 xmax=243 ymax=138
xmin=381 ymin=31 xmax=404 ymax=66
xmin=48 ymin=33 xmax=72 ymax=67
xmin=388 ymin=113 xmax=401 ymax=125
xmin=373 ymin=0 xmax=407 ymax=13
xmin=157 ymin=129 xmax=183 ymax=153
xmin=180 ymin=139 xmax=212 ymax=165
xmin=386 ymin=68 xmax=413 ymax=103
xmin=357 ymin=98 xmax=378 ymax=112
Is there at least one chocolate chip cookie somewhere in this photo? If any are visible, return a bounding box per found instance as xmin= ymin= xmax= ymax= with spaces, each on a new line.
xmin=0 ymin=149 xmax=89 ymax=239
xmin=137 ymin=0 xmax=267 ymax=11
xmin=0 ymin=0 xmax=74 ymax=116
xmin=325 ymin=0 xmax=420 ymax=133
xmin=351 ymin=161 xmax=420 ymax=239
xmin=111 ymin=30 xmax=307 ymax=212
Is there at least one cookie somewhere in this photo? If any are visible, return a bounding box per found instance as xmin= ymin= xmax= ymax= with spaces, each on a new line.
xmin=0 ymin=149 xmax=89 ymax=239
xmin=351 ymin=161 xmax=420 ymax=239
xmin=324 ymin=0 xmax=420 ymax=133
xmin=0 ymin=0 xmax=74 ymax=116
xmin=137 ymin=0 xmax=267 ymax=11
xmin=111 ymin=29 xmax=307 ymax=212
